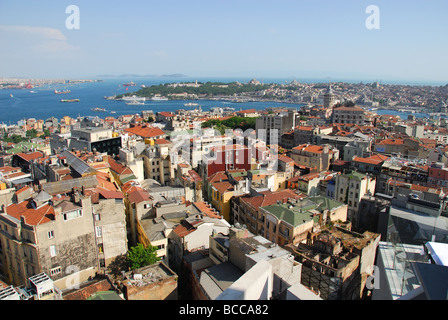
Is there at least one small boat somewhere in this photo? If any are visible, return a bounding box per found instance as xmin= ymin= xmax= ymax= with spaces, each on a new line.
xmin=54 ymin=89 xmax=71 ymax=94
xmin=10 ymin=93 xmax=13 ymax=98
xmin=111 ymin=111 xmax=116 ymax=114
xmin=60 ymin=99 xmax=80 ymax=102
xmin=91 ymin=107 xmax=106 ymax=112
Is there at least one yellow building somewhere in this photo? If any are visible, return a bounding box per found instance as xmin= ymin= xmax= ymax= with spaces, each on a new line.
xmin=211 ymin=182 xmax=234 ymax=222
xmin=62 ymin=116 xmax=72 ymax=126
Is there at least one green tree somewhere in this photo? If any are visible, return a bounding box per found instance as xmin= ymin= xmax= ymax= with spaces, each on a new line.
xmin=26 ymin=129 xmax=38 ymax=139
xmin=43 ymin=129 xmax=51 ymax=137
xmin=126 ymin=243 xmax=160 ymax=270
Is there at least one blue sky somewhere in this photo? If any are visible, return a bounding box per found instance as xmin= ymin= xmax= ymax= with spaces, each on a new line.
xmin=0 ymin=0 xmax=447 ymax=83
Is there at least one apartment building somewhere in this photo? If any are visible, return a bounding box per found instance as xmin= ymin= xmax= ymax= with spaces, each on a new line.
xmin=259 ymin=196 xmax=348 ymax=247
xmin=290 ymin=143 xmax=338 ymax=172
xmin=50 ymin=127 xmax=122 ymax=156
xmin=0 ymin=190 xmax=97 ymax=289
xmin=334 ymin=170 xmax=376 ymax=223
xmin=331 ymin=104 xmax=365 ymax=125
xmin=255 ymin=111 xmax=296 ymax=145
xmin=231 ymin=189 xmax=306 ymax=236
xmin=141 ymin=139 xmax=173 ymax=186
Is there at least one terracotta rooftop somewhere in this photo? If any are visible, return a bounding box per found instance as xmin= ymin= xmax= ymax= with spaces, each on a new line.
xmin=158 ymin=111 xmax=175 ymax=117
xmin=124 ymin=125 xmax=165 ymax=138
xmin=193 ymin=201 xmax=221 ymax=219
xmin=5 ymin=200 xmax=55 ymax=226
xmin=212 ymin=181 xmax=234 ymax=194
xmin=173 ymin=220 xmax=201 ymax=238
xmin=293 ymin=144 xmax=325 ymax=154
xmin=127 ymin=187 xmax=151 ymax=203
xmin=15 ymin=151 xmax=44 ymax=162
xmin=353 ymin=154 xmax=389 ymax=165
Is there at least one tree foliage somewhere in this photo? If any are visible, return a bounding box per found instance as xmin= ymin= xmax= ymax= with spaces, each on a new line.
xmin=126 ymin=243 xmax=160 ymax=270
xmin=201 ymin=116 xmax=257 ymax=134
xmin=117 ymin=81 xmax=271 ymax=99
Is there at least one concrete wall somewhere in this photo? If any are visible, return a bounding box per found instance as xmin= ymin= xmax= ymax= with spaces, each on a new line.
xmin=36 ymin=197 xmax=98 ymax=288
xmin=216 ymin=260 xmax=273 ymax=300
xmin=93 ymin=198 xmax=128 ymax=266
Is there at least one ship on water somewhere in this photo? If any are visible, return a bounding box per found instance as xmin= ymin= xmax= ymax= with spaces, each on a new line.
xmin=60 ymin=99 xmax=80 ymax=102
xmin=123 ymin=82 xmax=136 ymax=87
xmin=54 ymin=89 xmax=71 ymax=94
xmin=151 ymin=95 xmax=168 ymax=101
xmin=121 ymin=95 xmax=145 ymax=102
xmin=126 ymin=100 xmax=145 ymax=105
xmin=91 ymin=107 xmax=106 ymax=112
xmin=184 ymin=102 xmax=198 ymax=107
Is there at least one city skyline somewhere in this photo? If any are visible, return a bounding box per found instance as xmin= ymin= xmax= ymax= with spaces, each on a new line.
xmin=0 ymin=0 xmax=448 ymax=84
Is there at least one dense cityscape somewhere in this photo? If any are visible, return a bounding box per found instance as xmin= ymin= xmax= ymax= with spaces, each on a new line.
xmin=0 ymin=77 xmax=447 ymax=303
xmin=1 ymin=0 xmax=447 ymax=310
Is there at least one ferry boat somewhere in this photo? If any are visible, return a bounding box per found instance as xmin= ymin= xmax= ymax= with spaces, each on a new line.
xmin=54 ymin=89 xmax=71 ymax=94
xmin=126 ymin=100 xmax=145 ymax=105
xmin=151 ymin=96 xmax=168 ymax=101
xmin=184 ymin=102 xmax=199 ymax=107
xmin=60 ymin=99 xmax=80 ymax=102
xmin=91 ymin=107 xmax=106 ymax=112
xmin=123 ymin=82 xmax=136 ymax=87
xmin=121 ymin=95 xmax=145 ymax=102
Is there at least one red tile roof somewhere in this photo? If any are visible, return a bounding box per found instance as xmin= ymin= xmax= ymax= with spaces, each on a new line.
xmin=240 ymin=189 xmax=305 ymax=212
xmin=16 ymin=151 xmax=44 ymax=162
xmin=97 ymin=187 xmax=124 ymax=199
xmin=124 ymin=125 xmax=165 ymax=138
xmin=158 ymin=112 xmax=175 ymax=117
xmin=107 ymin=156 xmax=134 ymax=175
xmin=193 ymin=201 xmax=221 ymax=219
xmin=352 ymin=154 xmax=389 ymax=165
xmin=173 ymin=220 xmax=201 ymax=238
xmin=154 ymin=138 xmax=171 ymax=145
xmin=293 ymin=144 xmax=325 ymax=154
xmin=127 ymin=187 xmax=151 ymax=203
xmin=237 ymin=109 xmax=257 ymax=114
xmin=6 ymin=200 xmax=55 ymax=226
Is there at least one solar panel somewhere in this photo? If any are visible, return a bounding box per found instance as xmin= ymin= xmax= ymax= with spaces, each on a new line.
xmin=61 ymin=150 xmax=96 ymax=175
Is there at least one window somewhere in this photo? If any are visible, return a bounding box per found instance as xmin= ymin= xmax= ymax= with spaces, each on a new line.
xmin=50 ymin=245 xmax=57 ymax=257
xmin=50 ymin=266 xmax=62 ymax=276
xmin=94 ymin=214 xmax=101 ymax=221
xmin=98 ymin=243 xmax=104 ymax=253
xmin=63 ymin=209 xmax=82 ymax=221
xmin=95 ymin=226 xmax=102 ymax=238
xmin=48 ymin=230 xmax=55 ymax=239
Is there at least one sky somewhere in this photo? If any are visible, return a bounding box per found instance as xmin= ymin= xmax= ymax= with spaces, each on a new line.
xmin=0 ymin=0 xmax=447 ymax=84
